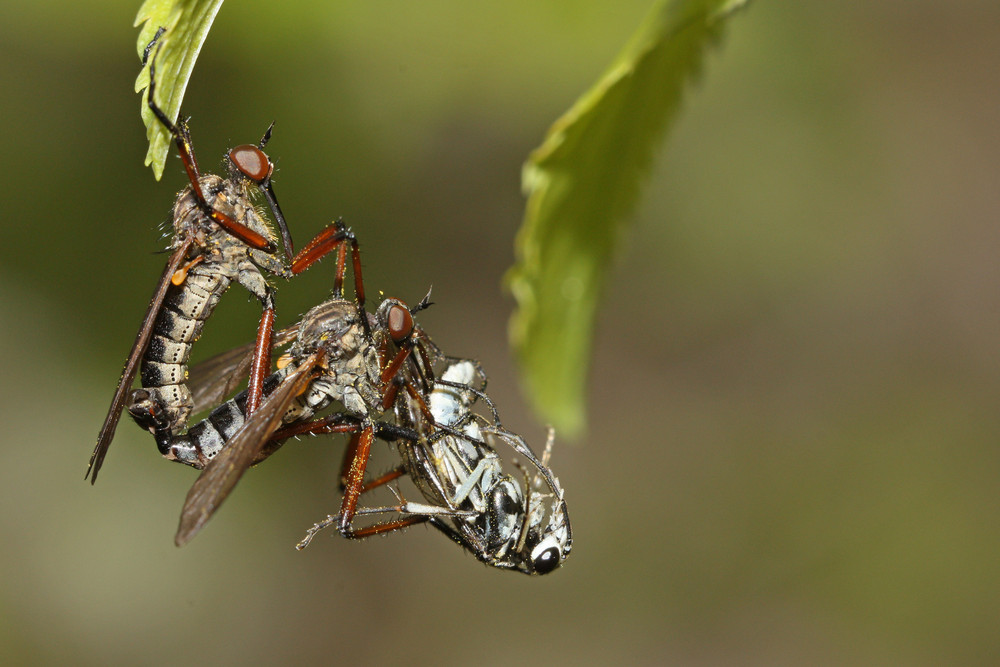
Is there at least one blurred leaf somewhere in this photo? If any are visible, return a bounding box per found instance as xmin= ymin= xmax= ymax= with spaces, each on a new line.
xmin=506 ymin=0 xmax=749 ymax=436
xmin=134 ymin=0 xmax=225 ymax=180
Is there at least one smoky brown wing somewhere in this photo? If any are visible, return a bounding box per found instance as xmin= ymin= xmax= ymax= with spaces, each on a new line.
xmin=187 ymin=324 xmax=299 ymax=415
xmin=174 ymin=351 xmax=324 ymax=547
xmin=271 ymin=323 xmax=300 ymax=348
xmin=87 ymin=240 xmax=193 ymax=484
xmin=187 ymin=342 xmax=255 ymax=414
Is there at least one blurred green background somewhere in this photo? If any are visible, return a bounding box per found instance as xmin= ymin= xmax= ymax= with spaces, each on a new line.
xmin=2 ymin=1 xmax=999 ymax=664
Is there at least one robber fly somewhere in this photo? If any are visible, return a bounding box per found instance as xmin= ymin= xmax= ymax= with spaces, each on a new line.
xmin=87 ymin=35 xmax=364 ymax=483
xmin=171 ymin=289 xmax=572 ymax=573
xmin=298 ymin=358 xmax=573 ymax=575
xmin=167 ymin=293 xmax=430 ymax=546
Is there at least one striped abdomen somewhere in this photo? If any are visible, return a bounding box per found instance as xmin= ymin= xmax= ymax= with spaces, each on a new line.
xmin=138 ymin=263 xmax=235 ymax=435
xmin=163 ymin=363 xmax=343 ymax=469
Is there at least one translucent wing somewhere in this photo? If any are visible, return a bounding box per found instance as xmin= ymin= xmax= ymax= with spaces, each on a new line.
xmin=187 ymin=324 xmax=298 ymax=414
xmin=87 ymin=239 xmax=193 ymax=483
xmin=174 ymin=350 xmax=324 ymax=546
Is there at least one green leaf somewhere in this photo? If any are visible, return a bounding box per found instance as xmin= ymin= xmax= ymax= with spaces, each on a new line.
xmin=506 ymin=0 xmax=750 ymax=436
xmin=134 ymin=0 xmax=225 ymax=180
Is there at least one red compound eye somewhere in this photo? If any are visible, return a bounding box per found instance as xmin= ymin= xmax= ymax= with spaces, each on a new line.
xmin=229 ymin=145 xmax=271 ymax=183
xmin=387 ymin=304 xmax=413 ymax=344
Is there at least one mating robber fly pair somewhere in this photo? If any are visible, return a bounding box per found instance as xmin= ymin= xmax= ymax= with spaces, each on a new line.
xmin=87 ymin=38 xmax=571 ymax=575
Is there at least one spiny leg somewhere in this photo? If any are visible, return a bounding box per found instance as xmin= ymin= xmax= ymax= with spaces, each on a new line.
xmin=297 ymin=419 xmax=413 ymax=539
xmin=337 ymin=427 xmax=375 ymax=535
xmin=245 ymin=291 xmax=276 ymax=416
xmin=290 ymin=220 xmax=371 ymax=338
xmin=297 ymin=512 xmax=429 ymax=549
